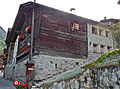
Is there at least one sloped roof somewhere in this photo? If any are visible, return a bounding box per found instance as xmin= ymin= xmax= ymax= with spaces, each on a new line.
xmin=6 ymin=1 xmax=98 ymax=45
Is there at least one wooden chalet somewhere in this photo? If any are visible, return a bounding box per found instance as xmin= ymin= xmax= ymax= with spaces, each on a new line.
xmin=5 ymin=2 xmax=98 ymax=63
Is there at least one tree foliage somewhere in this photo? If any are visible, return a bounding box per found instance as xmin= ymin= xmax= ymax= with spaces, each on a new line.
xmin=109 ymin=21 xmax=120 ymax=48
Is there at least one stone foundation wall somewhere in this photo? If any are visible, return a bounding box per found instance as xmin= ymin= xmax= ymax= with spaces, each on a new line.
xmin=5 ymin=54 xmax=87 ymax=81
xmin=33 ymin=55 xmax=87 ymax=81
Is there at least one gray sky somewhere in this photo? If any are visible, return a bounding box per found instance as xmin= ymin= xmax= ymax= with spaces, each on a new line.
xmin=0 ymin=0 xmax=120 ymax=32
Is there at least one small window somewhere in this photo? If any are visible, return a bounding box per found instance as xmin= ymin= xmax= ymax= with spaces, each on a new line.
xmin=89 ymin=42 xmax=91 ymax=45
xmin=50 ymin=61 xmax=53 ymax=64
xmin=100 ymin=45 xmax=105 ymax=53
xmin=107 ymin=46 xmax=111 ymax=52
xmin=55 ymin=63 xmax=57 ymax=69
xmin=76 ymin=62 xmax=79 ymax=65
xmin=85 ymin=76 xmax=87 ymax=83
xmin=92 ymin=27 xmax=97 ymax=34
xmin=72 ymin=23 xmax=79 ymax=31
xmin=93 ymin=44 xmax=98 ymax=53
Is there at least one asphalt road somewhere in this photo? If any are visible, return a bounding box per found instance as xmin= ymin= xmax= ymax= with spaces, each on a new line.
xmin=0 ymin=73 xmax=16 ymax=89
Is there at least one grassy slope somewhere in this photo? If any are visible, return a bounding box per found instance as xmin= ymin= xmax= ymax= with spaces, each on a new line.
xmin=82 ymin=49 xmax=120 ymax=68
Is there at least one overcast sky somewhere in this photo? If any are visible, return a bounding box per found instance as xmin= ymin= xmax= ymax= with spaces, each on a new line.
xmin=0 ymin=0 xmax=120 ymax=32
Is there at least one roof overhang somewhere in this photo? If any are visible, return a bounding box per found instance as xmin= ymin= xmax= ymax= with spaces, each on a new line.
xmin=6 ymin=2 xmax=35 ymax=45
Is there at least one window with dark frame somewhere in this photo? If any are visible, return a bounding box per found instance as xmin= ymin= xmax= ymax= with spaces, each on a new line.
xmin=71 ymin=23 xmax=80 ymax=31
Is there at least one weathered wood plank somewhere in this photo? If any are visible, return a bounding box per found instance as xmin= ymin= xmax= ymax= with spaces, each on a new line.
xmin=38 ymin=33 xmax=87 ymax=58
xmin=40 ymin=27 xmax=87 ymax=42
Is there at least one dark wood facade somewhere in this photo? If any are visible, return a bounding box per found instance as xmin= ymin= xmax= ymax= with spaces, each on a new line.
xmin=6 ymin=2 xmax=98 ymax=62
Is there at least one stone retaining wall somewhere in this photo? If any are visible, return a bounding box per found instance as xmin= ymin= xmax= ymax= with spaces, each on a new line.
xmin=33 ymin=66 xmax=120 ymax=89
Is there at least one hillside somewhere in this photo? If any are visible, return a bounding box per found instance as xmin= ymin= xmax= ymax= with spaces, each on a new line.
xmin=0 ymin=26 xmax=6 ymax=55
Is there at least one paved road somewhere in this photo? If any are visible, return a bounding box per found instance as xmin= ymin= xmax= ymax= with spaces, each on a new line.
xmin=0 ymin=73 xmax=16 ymax=89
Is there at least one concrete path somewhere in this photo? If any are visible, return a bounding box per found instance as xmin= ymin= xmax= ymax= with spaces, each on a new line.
xmin=0 ymin=72 xmax=16 ymax=89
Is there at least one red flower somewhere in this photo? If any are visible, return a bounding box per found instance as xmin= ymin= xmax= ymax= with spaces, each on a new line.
xmin=15 ymin=83 xmax=28 ymax=89
xmin=24 ymin=83 xmax=28 ymax=86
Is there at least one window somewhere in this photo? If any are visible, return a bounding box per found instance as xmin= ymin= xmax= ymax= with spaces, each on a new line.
xmin=107 ymin=46 xmax=111 ymax=52
xmin=100 ymin=45 xmax=105 ymax=53
xmin=93 ymin=44 xmax=98 ymax=53
xmin=72 ymin=23 xmax=79 ymax=31
xmin=92 ymin=27 xmax=97 ymax=34
xmin=85 ymin=76 xmax=87 ymax=83
xmin=76 ymin=62 xmax=79 ymax=65
xmin=50 ymin=61 xmax=53 ymax=64
xmin=55 ymin=63 xmax=57 ymax=69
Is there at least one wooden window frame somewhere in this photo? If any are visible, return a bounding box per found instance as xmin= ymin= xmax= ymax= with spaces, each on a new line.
xmin=71 ymin=23 xmax=80 ymax=31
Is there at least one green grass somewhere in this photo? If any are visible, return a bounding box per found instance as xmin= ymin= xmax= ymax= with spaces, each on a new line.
xmin=82 ymin=49 xmax=120 ymax=68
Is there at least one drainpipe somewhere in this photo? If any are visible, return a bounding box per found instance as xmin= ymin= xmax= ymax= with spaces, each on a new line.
xmin=30 ymin=0 xmax=35 ymax=61
xmin=26 ymin=1 xmax=36 ymax=89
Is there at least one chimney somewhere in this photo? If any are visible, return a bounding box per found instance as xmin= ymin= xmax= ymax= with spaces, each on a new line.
xmin=104 ymin=17 xmax=106 ymax=20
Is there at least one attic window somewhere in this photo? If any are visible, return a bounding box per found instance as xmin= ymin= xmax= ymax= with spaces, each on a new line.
xmin=72 ymin=23 xmax=79 ymax=31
